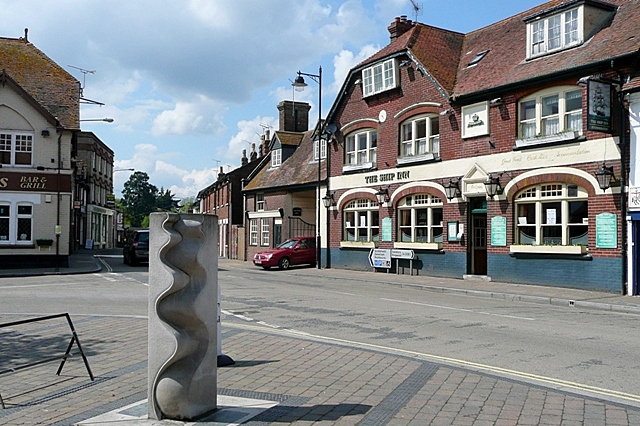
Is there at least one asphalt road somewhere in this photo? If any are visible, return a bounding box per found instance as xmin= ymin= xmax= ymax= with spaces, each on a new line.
xmin=1 ymin=253 xmax=639 ymax=408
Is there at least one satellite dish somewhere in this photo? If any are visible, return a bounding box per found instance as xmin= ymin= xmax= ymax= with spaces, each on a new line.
xmin=325 ymin=123 xmax=338 ymax=134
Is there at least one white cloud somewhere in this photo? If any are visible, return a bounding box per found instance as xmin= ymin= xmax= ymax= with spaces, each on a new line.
xmin=225 ymin=116 xmax=278 ymax=163
xmin=330 ymin=45 xmax=380 ymax=94
xmin=151 ymin=96 xmax=226 ymax=136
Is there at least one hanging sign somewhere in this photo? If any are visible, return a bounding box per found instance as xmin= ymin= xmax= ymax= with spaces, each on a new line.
xmin=587 ymin=79 xmax=612 ymax=133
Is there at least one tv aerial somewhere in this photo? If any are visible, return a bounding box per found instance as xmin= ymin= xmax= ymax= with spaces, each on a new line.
xmin=409 ymin=0 xmax=422 ymax=22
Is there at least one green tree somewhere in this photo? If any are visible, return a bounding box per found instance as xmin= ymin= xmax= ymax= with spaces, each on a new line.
xmin=179 ymin=196 xmax=196 ymax=213
xmin=156 ymin=187 xmax=180 ymax=212
xmin=122 ymin=171 xmax=158 ymax=227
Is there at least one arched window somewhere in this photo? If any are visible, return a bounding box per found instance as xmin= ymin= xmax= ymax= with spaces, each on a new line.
xmin=397 ymin=194 xmax=443 ymax=243
xmin=399 ymin=115 xmax=439 ymax=159
xmin=515 ymin=183 xmax=588 ymax=246
xmin=345 ymin=129 xmax=377 ymax=168
xmin=343 ymin=199 xmax=379 ymax=242
xmin=518 ymin=86 xmax=582 ymax=141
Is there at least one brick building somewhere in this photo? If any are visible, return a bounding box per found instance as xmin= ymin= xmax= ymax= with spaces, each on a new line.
xmin=243 ymin=101 xmax=324 ymax=263
xmin=322 ymin=0 xmax=640 ymax=293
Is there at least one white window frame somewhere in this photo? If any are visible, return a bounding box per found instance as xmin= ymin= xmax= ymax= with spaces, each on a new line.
xmin=249 ymin=219 xmax=258 ymax=246
xmin=343 ymin=199 xmax=379 ymax=243
xmin=0 ymin=202 xmax=33 ymax=245
xmin=271 ymin=149 xmax=282 ymax=168
xmin=526 ymin=6 xmax=583 ymax=59
xmin=344 ymin=129 xmax=377 ymax=170
xmin=514 ymin=183 xmax=588 ymax=247
xmin=256 ymin=194 xmax=265 ymax=212
xmin=517 ymin=86 xmax=583 ymax=144
xmin=399 ymin=115 xmax=440 ymax=160
xmin=362 ymin=59 xmax=397 ymax=97
xmin=397 ymin=194 xmax=443 ymax=244
xmin=0 ymin=132 xmax=34 ymax=166
xmin=314 ymin=138 xmax=327 ymax=161
xmin=260 ymin=219 xmax=270 ymax=246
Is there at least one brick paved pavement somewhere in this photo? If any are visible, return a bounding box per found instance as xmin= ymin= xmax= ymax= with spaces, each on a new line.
xmin=1 ymin=312 xmax=640 ymax=425
xmin=2 ymin=252 xmax=640 ymax=424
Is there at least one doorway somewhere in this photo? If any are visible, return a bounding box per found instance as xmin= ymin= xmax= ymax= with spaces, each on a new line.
xmin=468 ymin=197 xmax=487 ymax=276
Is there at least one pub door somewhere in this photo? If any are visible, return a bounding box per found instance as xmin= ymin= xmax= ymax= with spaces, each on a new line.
xmin=468 ymin=197 xmax=488 ymax=276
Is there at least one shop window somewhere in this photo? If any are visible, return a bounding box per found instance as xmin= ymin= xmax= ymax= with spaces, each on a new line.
xmin=399 ymin=116 xmax=439 ymax=163
xmin=0 ymin=203 xmax=33 ymax=244
xmin=345 ymin=129 xmax=377 ymax=171
xmin=397 ymin=194 xmax=443 ymax=243
xmin=343 ymin=199 xmax=379 ymax=242
xmin=362 ymin=59 xmax=397 ymax=97
xmin=249 ymin=219 xmax=258 ymax=246
xmin=517 ymin=87 xmax=582 ymax=147
xmin=515 ymin=183 xmax=588 ymax=246
xmin=0 ymin=132 xmax=33 ymax=166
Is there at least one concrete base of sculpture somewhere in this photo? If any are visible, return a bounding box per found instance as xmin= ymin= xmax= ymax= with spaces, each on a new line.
xmin=148 ymin=213 xmax=218 ymax=421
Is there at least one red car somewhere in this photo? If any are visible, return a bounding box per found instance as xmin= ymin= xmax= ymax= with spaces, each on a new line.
xmin=253 ymin=236 xmax=317 ymax=270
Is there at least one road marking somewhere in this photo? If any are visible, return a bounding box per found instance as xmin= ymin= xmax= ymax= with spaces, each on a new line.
xmin=97 ymin=257 xmax=113 ymax=273
xmin=326 ymin=290 xmax=357 ymax=296
xmin=227 ymin=321 xmax=640 ymax=406
xmin=381 ymin=298 xmax=535 ymax=321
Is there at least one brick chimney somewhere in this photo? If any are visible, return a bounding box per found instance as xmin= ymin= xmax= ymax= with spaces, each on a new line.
xmin=388 ymin=15 xmax=414 ymax=41
xmin=278 ymin=100 xmax=311 ymax=132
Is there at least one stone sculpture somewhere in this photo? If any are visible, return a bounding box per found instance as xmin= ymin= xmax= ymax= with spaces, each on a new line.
xmin=148 ymin=213 xmax=218 ymax=420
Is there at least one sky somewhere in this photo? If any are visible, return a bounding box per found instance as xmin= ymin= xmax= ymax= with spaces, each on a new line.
xmin=4 ymin=0 xmax=543 ymax=200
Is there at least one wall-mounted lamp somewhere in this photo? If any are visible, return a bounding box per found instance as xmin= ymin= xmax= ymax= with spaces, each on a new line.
xmin=595 ymin=162 xmax=615 ymax=191
xmin=483 ymin=171 xmax=513 ymax=198
xmin=41 ymin=130 xmax=50 ymax=137
xmin=322 ymin=190 xmax=336 ymax=208
xmin=484 ymin=173 xmax=502 ymax=198
xmin=375 ymin=187 xmax=390 ymax=205
xmin=439 ymin=109 xmax=453 ymax=116
xmin=443 ymin=178 xmax=461 ymax=201
xmin=489 ymin=97 xmax=503 ymax=106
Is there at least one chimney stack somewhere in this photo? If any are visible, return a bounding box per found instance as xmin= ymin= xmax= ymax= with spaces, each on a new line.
xmin=388 ymin=15 xmax=414 ymax=41
xmin=250 ymin=143 xmax=257 ymax=162
xmin=241 ymin=149 xmax=248 ymax=166
xmin=278 ymin=100 xmax=311 ymax=132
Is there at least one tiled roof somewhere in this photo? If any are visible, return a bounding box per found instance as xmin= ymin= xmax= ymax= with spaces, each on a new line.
xmin=452 ymin=0 xmax=638 ymax=99
xmin=342 ymin=0 xmax=638 ymax=105
xmin=273 ymin=131 xmax=304 ymax=147
xmin=244 ymin=130 xmax=324 ymax=192
xmin=0 ymin=35 xmax=80 ymax=129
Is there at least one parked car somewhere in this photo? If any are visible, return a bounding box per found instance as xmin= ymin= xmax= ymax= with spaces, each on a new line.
xmin=253 ymin=236 xmax=316 ymax=270
xmin=123 ymin=229 xmax=149 ymax=266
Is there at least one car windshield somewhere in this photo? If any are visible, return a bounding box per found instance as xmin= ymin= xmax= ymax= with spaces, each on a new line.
xmin=277 ymin=239 xmax=299 ymax=249
xmin=137 ymin=232 xmax=149 ymax=242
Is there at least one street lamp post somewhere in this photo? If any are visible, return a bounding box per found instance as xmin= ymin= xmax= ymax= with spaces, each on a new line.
xmin=292 ymin=67 xmax=323 ymax=269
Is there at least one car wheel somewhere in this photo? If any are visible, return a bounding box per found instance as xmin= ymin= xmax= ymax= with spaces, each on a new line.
xmin=262 ymin=266 xmax=271 ymax=270
xmin=310 ymin=262 xmax=317 ymax=268
xmin=278 ymin=257 xmax=291 ymax=270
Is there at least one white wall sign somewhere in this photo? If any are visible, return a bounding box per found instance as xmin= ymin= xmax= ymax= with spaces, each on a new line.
xmin=462 ymin=102 xmax=489 ymax=139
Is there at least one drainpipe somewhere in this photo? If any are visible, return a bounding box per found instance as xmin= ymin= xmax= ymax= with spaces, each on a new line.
xmin=56 ymin=126 xmax=62 ymax=271
xmin=617 ymin=69 xmax=629 ymax=294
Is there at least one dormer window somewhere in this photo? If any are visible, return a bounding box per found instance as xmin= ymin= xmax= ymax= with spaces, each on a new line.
xmin=362 ymin=59 xmax=397 ymax=97
xmin=526 ymin=6 xmax=582 ymax=58
xmin=271 ymin=148 xmax=282 ymax=168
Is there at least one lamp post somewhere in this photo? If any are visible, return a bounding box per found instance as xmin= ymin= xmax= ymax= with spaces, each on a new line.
xmin=292 ymin=66 xmax=323 ymax=269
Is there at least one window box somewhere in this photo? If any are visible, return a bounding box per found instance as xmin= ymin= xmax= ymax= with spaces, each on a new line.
xmin=394 ymin=241 xmax=442 ymax=251
xmin=36 ymin=239 xmax=54 ymax=247
xmin=515 ymin=130 xmax=578 ymax=148
xmin=340 ymin=241 xmax=377 ymax=249
xmin=509 ymin=244 xmax=588 ymax=255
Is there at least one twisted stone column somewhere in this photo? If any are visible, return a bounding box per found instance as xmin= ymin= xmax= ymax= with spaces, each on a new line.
xmin=148 ymin=213 xmax=218 ymax=420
